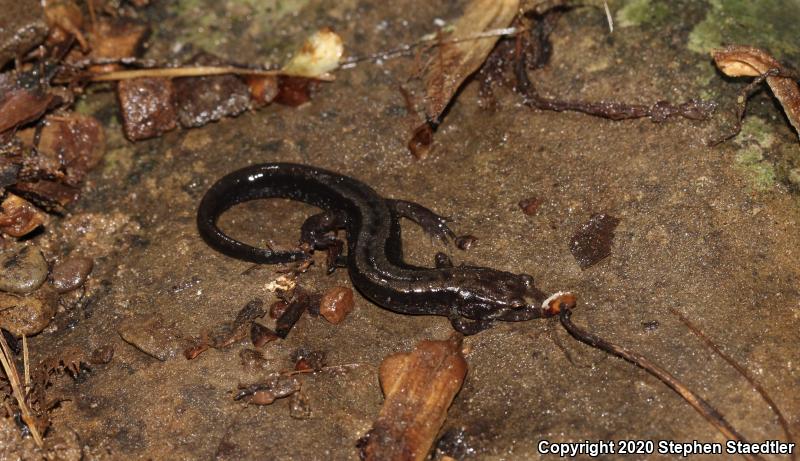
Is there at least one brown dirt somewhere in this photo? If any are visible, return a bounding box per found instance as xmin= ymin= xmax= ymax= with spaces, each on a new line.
xmin=18 ymin=1 xmax=800 ymax=460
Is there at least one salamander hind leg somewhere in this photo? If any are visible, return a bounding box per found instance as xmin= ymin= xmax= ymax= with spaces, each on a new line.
xmin=449 ymin=314 xmax=493 ymax=335
xmin=388 ymin=199 xmax=456 ymax=243
xmin=300 ymin=210 xmax=348 ymax=274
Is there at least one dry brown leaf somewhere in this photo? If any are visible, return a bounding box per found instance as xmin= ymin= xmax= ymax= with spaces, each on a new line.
xmin=713 ymin=45 xmax=800 ymax=142
xmin=423 ymin=0 xmax=519 ymax=120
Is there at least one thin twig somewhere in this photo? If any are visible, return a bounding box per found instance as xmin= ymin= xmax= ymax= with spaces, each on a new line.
xmin=0 ymin=333 xmax=44 ymax=447
xmin=22 ymin=335 xmax=30 ymax=390
xmin=340 ymin=26 xmax=525 ymax=67
xmin=603 ymin=1 xmax=614 ymax=33
xmin=90 ymin=66 xmax=286 ymax=82
xmin=668 ymin=307 xmax=795 ymax=461
xmin=558 ymin=308 xmax=764 ymax=461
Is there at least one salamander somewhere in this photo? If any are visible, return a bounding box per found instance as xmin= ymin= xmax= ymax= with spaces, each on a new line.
xmin=197 ymin=162 xmax=555 ymax=334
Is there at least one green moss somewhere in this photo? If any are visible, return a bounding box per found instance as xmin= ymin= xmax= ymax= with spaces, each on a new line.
xmin=733 ymin=117 xmax=779 ymax=190
xmin=164 ymin=0 xmax=311 ymax=57
xmin=688 ymin=0 xmax=800 ymax=59
xmin=615 ymin=0 xmax=670 ymax=28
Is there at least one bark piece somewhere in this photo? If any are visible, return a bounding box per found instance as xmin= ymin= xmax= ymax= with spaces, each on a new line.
xmin=117 ymin=77 xmax=178 ymax=141
xmin=174 ymin=54 xmax=251 ymax=128
xmin=360 ymin=334 xmax=467 ymax=461
xmin=17 ymin=113 xmax=105 ymax=186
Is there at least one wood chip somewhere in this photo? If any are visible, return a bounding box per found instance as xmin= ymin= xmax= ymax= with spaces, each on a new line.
xmin=359 ymin=334 xmax=467 ymax=461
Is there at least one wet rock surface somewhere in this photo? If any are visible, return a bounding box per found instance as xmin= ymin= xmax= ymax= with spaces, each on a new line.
xmin=0 ymin=290 xmax=54 ymax=336
xmin=0 ymin=245 xmax=48 ymax=294
xmin=15 ymin=1 xmax=800 ymax=459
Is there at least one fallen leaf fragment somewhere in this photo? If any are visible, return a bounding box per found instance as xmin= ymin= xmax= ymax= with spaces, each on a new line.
xmin=713 ymin=45 xmax=800 ymax=142
xmin=409 ymin=0 xmax=519 ymax=158
xmin=359 ymin=334 xmax=467 ymax=461
xmin=422 ymin=0 xmax=519 ymax=121
xmin=0 ymin=193 xmax=46 ymax=237
xmin=569 ymin=213 xmax=620 ymax=270
xmin=43 ymin=0 xmax=87 ymax=50
xmin=81 ymin=17 xmax=150 ymax=73
xmin=0 ymin=71 xmax=56 ymax=134
xmin=12 ymin=180 xmax=80 ymax=210
xmin=17 ymin=113 xmax=106 ymax=186
xmin=282 ymin=28 xmax=344 ymax=79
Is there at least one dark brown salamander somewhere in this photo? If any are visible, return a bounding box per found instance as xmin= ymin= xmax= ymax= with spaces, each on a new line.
xmin=197 ymin=163 xmax=554 ymax=334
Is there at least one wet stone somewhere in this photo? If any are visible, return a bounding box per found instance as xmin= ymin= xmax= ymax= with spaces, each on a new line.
xmin=0 ymin=245 xmax=48 ymax=294
xmin=50 ymin=256 xmax=94 ymax=293
xmin=319 ymin=286 xmax=354 ymax=324
xmin=0 ymin=291 xmax=55 ymax=336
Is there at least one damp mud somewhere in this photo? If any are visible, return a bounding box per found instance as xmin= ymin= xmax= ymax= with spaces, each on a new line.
xmin=10 ymin=0 xmax=800 ymax=459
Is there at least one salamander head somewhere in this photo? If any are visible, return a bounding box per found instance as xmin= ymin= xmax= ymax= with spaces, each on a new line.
xmin=455 ymin=269 xmax=548 ymax=321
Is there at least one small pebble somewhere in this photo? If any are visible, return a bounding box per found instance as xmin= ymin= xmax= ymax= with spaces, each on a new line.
xmin=0 ymin=291 xmax=55 ymax=336
xmin=518 ymin=197 xmax=544 ymax=216
xmin=292 ymin=348 xmax=326 ymax=371
xmin=50 ymin=256 xmax=94 ymax=293
xmin=319 ymin=286 xmax=354 ymax=324
xmin=454 ymin=235 xmax=477 ymax=251
xmin=0 ymin=245 xmax=48 ymax=294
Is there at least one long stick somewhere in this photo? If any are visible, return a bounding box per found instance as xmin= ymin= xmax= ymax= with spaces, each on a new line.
xmin=558 ymin=308 xmax=764 ymax=461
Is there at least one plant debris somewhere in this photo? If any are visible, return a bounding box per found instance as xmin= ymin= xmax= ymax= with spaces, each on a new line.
xmin=184 ymin=299 xmax=267 ymax=359
xmin=275 ymin=289 xmax=311 ymax=339
xmin=569 ymin=213 xmax=620 ymax=270
xmin=408 ymin=0 xmax=519 ymax=158
xmin=234 ymin=374 xmax=301 ymax=406
xmin=712 ymin=45 xmax=800 ymax=144
xmin=358 ymin=334 xmax=467 ymax=461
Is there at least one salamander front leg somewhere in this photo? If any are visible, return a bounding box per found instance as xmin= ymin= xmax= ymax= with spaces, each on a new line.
xmin=300 ymin=210 xmax=348 ymax=274
xmin=388 ymin=199 xmax=456 ymax=244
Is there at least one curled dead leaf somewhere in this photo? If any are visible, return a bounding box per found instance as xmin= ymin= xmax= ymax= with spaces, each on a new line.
xmin=713 ymin=45 xmax=800 ymax=142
